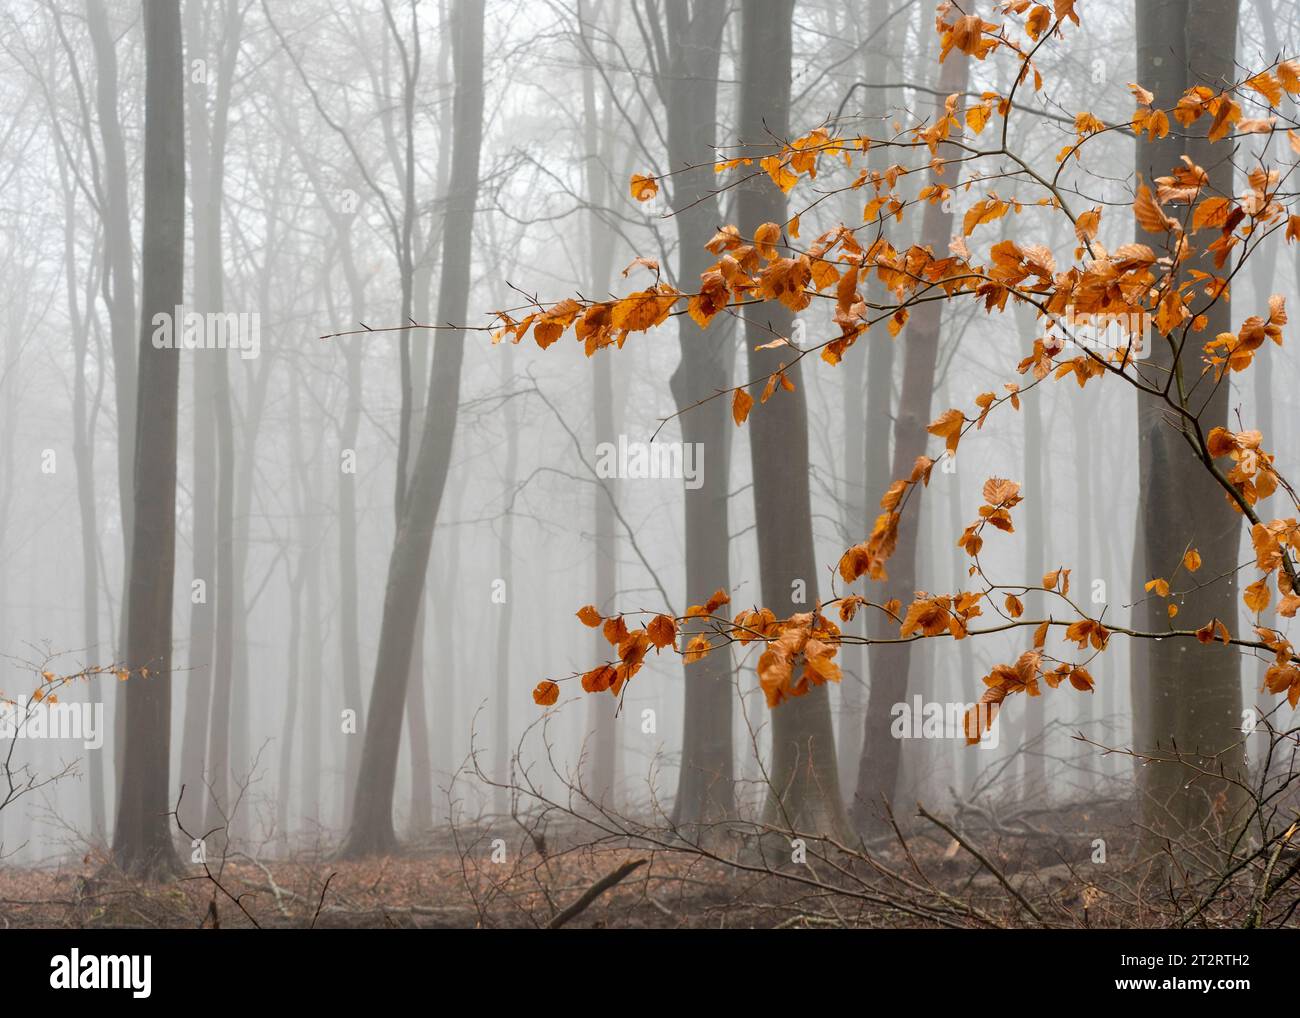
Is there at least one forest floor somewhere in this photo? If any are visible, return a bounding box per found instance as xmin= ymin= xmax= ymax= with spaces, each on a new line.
xmin=0 ymin=800 xmax=1294 ymax=928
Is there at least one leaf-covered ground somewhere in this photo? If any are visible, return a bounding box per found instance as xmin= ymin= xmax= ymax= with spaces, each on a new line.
xmin=1 ymin=802 xmax=1295 ymax=928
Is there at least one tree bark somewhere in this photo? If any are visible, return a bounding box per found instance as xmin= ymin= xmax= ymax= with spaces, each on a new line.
xmin=1016 ymin=304 xmax=1046 ymax=801
xmin=56 ymin=140 xmax=108 ymax=841
xmin=647 ymin=0 xmax=738 ymax=833
xmin=1131 ymin=0 xmax=1246 ymax=847
xmin=85 ymin=0 xmax=139 ymax=804
xmin=492 ymin=345 xmax=518 ymax=816
xmin=111 ymin=0 xmax=185 ymax=879
xmin=737 ymin=0 xmax=848 ymax=840
xmin=851 ymin=48 xmax=970 ymax=836
xmin=837 ymin=0 xmax=894 ymax=797
xmin=578 ymin=0 xmax=619 ymax=808
xmin=341 ymin=0 xmax=484 ymax=857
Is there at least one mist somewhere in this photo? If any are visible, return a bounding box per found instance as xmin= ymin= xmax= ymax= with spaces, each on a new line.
xmin=0 ymin=0 xmax=1297 ymax=943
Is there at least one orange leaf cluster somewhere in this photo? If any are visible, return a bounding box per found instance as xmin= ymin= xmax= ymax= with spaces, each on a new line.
xmin=754 ymin=610 xmax=843 ymax=708
xmin=1206 ymin=427 xmax=1277 ymax=509
xmin=839 ymin=456 xmax=935 ymax=584
xmin=1203 ymin=297 xmax=1287 ymax=376
xmin=957 ymin=477 xmax=1023 ymax=556
xmin=542 ymin=606 xmax=684 ymax=705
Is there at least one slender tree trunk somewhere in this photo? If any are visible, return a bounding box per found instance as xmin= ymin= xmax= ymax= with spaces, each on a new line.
xmin=58 ymin=146 xmax=108 ymax=841
xmin=1132 ymin=0 xmax=1245 ymax=848
xmin=86 ymin=0 xmax=139 ymax=803
xmin=342 ymin=0 xmax=484 ymax=857
xmin=945 ymin=414 xmax=976 ymax=796
xmin=278 ymin=561 xmax=305 ymax=843
xmin=649 ymin=0 xmax=738 ymax=833
xmin=278 ymin=384 xmax=310 ymax=841
xmin=301 ymin=467 xmax=324 ymax=829
xmin=224 ymin=233 xmax=277 ymax=841
xmin=182 ymin=0 xmax=241 ymax=845
xmin=337 ymin=237 xmax=366 ymax=824
xmin=1247 ymin=209 xmax=1277 ymax=773
xmin=492 ymin=345 xmax=517 ymax=816
xmin=112 ymin=0 xmax=184 ymax=879
xmin=405 ymin=594 xmax=434 ymax=834
xmin=404 ymin=252 xmax=436 ymax=836
xmin=183 ymin=0 xmax=242 ymax=847
xmin=1016 ymin=305 xmax=1047 ymax=801
xmin=852 ymin=48 xmax=970 ymax=836
xmin=578 ymin=0 xmax=619 ymax=807
xmin=432 ymin=484 xmax=463 ymax=779
xmin=179 ymin=0 xmax=218 ymax=845
xmin=836 ymin=0 xmax=894 ymax=796
xmin=736 ymin=0 xmax=848 ymax=840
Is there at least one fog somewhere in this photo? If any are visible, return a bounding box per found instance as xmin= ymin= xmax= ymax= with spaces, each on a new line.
xmin=0 ymin=0 xmax=1296 ymax=932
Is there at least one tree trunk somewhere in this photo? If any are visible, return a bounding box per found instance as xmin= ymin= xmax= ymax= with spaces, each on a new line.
xmin=337 ymin=237 xmax=367 ymax=824
xmin=404 ymin=241 xmax=436 ymax=837
xmin=278 ymin=558 xmax=305 ymax=843
xmin=111 ymin=0 xmax=185 ymax=879
xmin=1131 ymin=0 xmax=1246 ymax=848
xmin=57 ymin=142 xmax=108 ymax=841
xmin=432 ymin=483 xmax=464 ymax=780
xmin=648 ymin=0 xmax=738 ymax=834
xmin=1016 ymin=304 xmax=1047 ymax=801
xmin=181 ymin=0 xmax=241 ymax=847
xmin=852 ymin=48 xmax=970 ymax=836
xmin=179 ymin=0 xmax=243 ymax=849
xmin=278 ymin=366 xmax=311 ymax=842
xmin=86 ymin=0 xmax=139 ymax=804
xmin=737 ymin=0 xmax=848 ymax=840
xmin=578 ymin=0 xmax=619 ymax=808
xmin=341 ymin=0 xmax=484 ymax=857
xmin=836 ymin=0 xmax=894 ymax=797
xmin=492 ymin=345 xmax=518 ymax=816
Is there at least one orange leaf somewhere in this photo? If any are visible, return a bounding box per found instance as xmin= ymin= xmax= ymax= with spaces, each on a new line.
xmin=704 ymin=588 xmax=731 ymax=614
xmin=754 ymin=221 xmax=781 ymax=261
xmin=927 ymin=408 xmax=965 ymax=455
xmin=684 ymin=635 xmax=711 ymax=664
xmin=1144 ymin=578 xmax=1170 ymax=598
xmin=533 ymin=680 xmax=560 ymax=706
xmin=603 ymin=615 xmax=629 ymax=646
xmin=646 ymin=614 xmax=677 ymax=650
xmin=732 ymin=387 xmax=754 ymax=426
xmin=630 ymin=173 xmax=659 ymax=202
xmin=1033 ymin=620 xmax=1049 ymax=648
xmin=581 ymin=664 xmax=616 ymax=693
xmin=1245 ymin=577 xmax=1272 ymax=614
xmin=1134 ymin=177 xmax=1177 ymax=234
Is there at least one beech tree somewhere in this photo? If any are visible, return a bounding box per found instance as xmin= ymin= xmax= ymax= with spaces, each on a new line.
xmin=525 ymin=0 xmax=1300 ymax=846
xmin=639 ymin=0 xmax=738 ymax=834
xmin=341 ymin=0 xmax=485 ymax=857
xmin=113 ymin=0 xmax=184 ymax=878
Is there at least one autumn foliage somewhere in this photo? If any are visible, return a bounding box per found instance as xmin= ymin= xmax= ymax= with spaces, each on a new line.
xmin=524 ymin=0 xmax=1300 ymax=735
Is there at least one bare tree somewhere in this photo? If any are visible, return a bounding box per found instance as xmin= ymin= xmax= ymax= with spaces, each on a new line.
xmin=342 ymin=0 xmax=485 ymax=857
xmin=737 ymin=0 xmax=848 ymax=840
xmin=112 ymin=0 xmax=185 ymax=879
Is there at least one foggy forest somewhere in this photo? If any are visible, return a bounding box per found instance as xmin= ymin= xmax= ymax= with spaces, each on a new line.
xmin=0 ymin=0 xmax=1299 ymax=952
